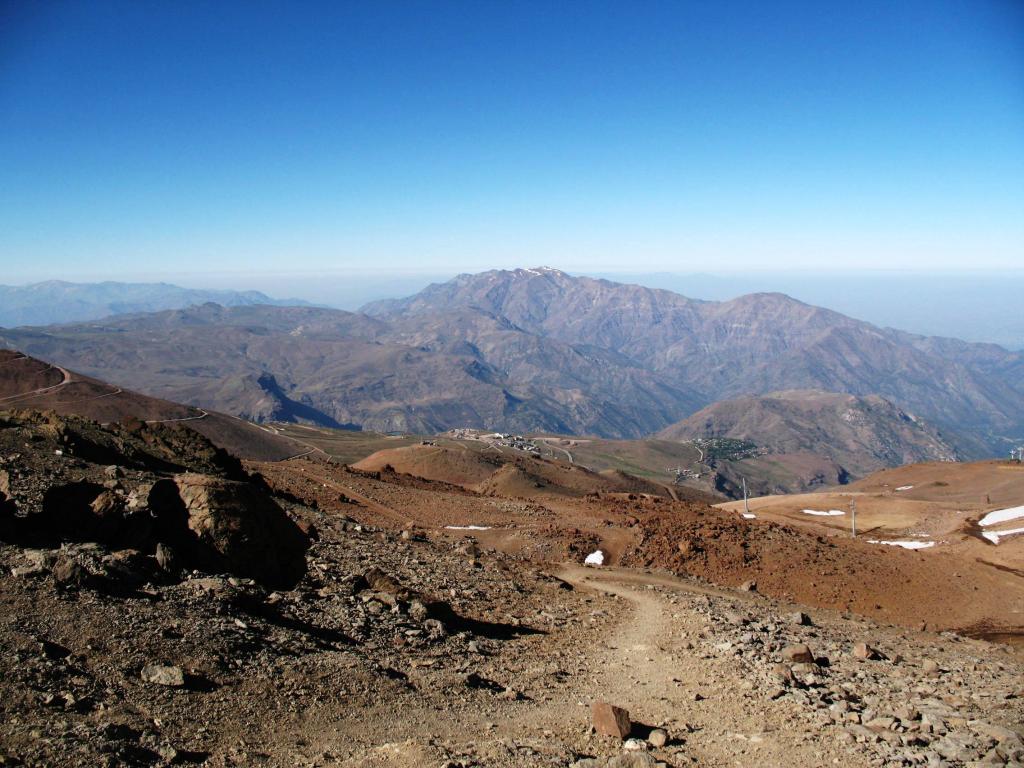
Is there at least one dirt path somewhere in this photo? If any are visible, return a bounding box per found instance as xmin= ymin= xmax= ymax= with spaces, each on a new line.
xmin=312 ymin=470 xmax=410 ymax=526
xmin=324 ymin=563 xmax=870 ymax=767
xmin=144 ymin=408 xmax=209 ymax=424
xmin=0 ymin=362 xmax=71 ymax=404
xmin=541 ymin=565 xmax=868 ymax=767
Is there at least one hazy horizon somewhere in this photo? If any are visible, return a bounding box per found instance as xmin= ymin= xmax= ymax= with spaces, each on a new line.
xmin=3 ymin=267 xmax=1024 ymax=350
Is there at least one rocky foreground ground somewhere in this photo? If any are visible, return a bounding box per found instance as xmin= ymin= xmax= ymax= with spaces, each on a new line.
xmin=0 ymin=411 xmax=1021 ymax=767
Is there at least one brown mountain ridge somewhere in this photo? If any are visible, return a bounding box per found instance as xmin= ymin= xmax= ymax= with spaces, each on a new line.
xmin=656 ymin=389 xmax=960 ymax=480
xmin=3 ymin=268 xmax=1022 ymax=460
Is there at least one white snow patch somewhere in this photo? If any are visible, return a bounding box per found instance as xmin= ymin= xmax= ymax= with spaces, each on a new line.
xmin=867 ymin=539 xmax=936 ymax=550
xmin=978 ymin=506 xmax=1024 ymax=527
xmin=895 ymin=485 xmax=914 ymax=491
xmin=981 ymin=526 xmax=1024 ymax=545
xmin=444 ymin=525 xmax=492 ymax=531
xmin=585 ymin=550 xmax=605 ymax=566
xmin=802 ymin=509 xmax=845 ymax=517
xmin=742 ymin=513 xmax=757 ymax=519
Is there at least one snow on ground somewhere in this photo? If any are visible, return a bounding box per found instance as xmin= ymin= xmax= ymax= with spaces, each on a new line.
xmin=978 ymin=506 xmax=1024 ymax=527
xmin=444 ymin=525 xmax=492 ymax=531
xmin=981 ymin=526 xmax=1024 ymax=545
xmin=867 ymin=539 xmax=936 ymax=550
xmin=895 ymin=485 xmax=914 ymax=491
xmin=742 ymin=513 xmax=756 ymax=519
xmin=802 ymin=509 xmax=845 ymax=516
xmin=584 ymin=550 xmax=605 ymax=566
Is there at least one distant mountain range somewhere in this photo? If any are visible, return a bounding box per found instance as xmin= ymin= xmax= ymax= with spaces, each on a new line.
xmin=2 ymin=268 xmax=1022 ymax=466
xmin=365 ymin=267 xmax=1024 ymax=453
xmin=0 ymin=280 xmax=311 ymax=327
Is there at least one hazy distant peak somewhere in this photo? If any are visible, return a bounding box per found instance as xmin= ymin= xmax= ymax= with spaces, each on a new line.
xmin=0 ymin=280 xmax=313 ymax=328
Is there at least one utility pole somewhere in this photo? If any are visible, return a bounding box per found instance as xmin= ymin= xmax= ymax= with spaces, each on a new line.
xmin=742 ymin=477 xmax=749 ymax=517
xmin=851 ymin=498 xmax=857 ymax=538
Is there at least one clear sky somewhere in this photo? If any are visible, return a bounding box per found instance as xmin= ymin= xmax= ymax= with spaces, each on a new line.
xmin=1 ymin=0 xmax=1022 ymax=282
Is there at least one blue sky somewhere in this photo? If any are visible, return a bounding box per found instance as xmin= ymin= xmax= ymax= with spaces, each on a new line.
xmin=1 ymin=0 xmax=1022 ymax=282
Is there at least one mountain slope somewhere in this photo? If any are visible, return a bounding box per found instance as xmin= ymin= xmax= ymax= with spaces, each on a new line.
xmin=0 ymin=303 xmax=699 ymax=438
xmin=656 ymin=389 xmax=959 ymax=478
xmin=365 ymin=268 xmax=1024 ymax=452
xmin=4 ymin=269 xmax=1022 ymax=454
xmin=0 ymin=349 xmax=308 ymax=460
xmin=0 ymin=280 xmax=311 ymax=327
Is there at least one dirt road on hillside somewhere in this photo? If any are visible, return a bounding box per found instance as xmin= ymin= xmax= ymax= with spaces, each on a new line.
xmin=329 ymin=565 xmax=882 ymax=767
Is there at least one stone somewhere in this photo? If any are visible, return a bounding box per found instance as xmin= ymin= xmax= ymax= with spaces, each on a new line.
xmin=423 ymin=618 xmax=447 ymax=640
xmin=739 ymin=580 xmax=757 ymax=592
xmin=592 ymin=701 xmax=631 ymax=739
xmin=172 ymin=474 xmax=310 ymax=589
xmin=154 ymin=542 xmax=178 ymax=573
xmin=829 ymin=701 xmax=850 ymax=719
xmin=853 ymin=642 xmax=881 ymax=660
xmin=573 ymin=755 xmax=658 ymax=768
xmin=866 ymin=716 xmax=897 ymax=731
xmin=361 ymin=566 xmax=407 ymax=597
xmin=933 ymin=734 xmax=978 ymax=762
xmin=89 ymin=490 xmax=123 ymax=520
xmin=788 ymin=611 xmax=811 ymax=626
xmin=969 ymin=721 xmax=1021 ymax=743
xmin=895 ymin=705 xmax=920 ymax=722
xmin=140 ymin=664 xmax=185 ymax=687
xmin=647 ymin=728 xmax=668 ymax=747
xmin=781 ymin=644 xmax=815 ymax=664
xmin=52 ymin=557 xmax=90 ymax=587
xmin=922 ymin=659 xmax=941 ymax=676
xmin=408 ymin=599 xmax=429 ymax=622
xmin=11 ymin=564 xmax=46 ymax=578
xmin=772 ymin=663 xmax=795 ymax=685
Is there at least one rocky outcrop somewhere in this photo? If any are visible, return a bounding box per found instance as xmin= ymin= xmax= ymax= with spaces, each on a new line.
xmin=172 ymin=474 xmax=309 ymax=589
xmin=0 ymin=412 xmax=310 ymax=589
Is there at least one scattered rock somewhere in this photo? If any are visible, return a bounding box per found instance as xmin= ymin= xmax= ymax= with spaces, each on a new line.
xmin=140 ymin=664 xmax=185 ymax=688
xmin=853 ymin=642 xmax=881 ymax=660
xmin=52 ymin=556 xmax=90 ymax=588
xmin=647 ymin=728 xmax=668 ymax=747
xmin=173 ymin=474 xmax=310 ymax=589
xmin=154 ymin=542 xmax=179 ymax=573
xmin=781 ymin=644 xmax=815 ymax=664
xmin=772 ymin=663 xmax=795 ymax=685
xmin=592 ymin=701 xmax=631 ymax=739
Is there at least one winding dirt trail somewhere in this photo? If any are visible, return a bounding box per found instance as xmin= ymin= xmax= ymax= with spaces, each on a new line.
xmin=536 ymin=565 xmax=869 ymax=767
xmin=0 ymin=362 xmax=71 ymax=404
xmin=326 ymin=563 xmax=870 ymax=767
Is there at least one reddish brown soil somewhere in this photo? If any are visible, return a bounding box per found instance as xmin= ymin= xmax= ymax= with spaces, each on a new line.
xmin=252 ymin=455 xmax=1024 ymax=637
xmin=0 ymin=350 xmax=306 ymax=460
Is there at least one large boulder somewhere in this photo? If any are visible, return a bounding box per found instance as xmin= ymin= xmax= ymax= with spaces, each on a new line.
xmin=173 ymin=474 xmax=309 ymax=589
